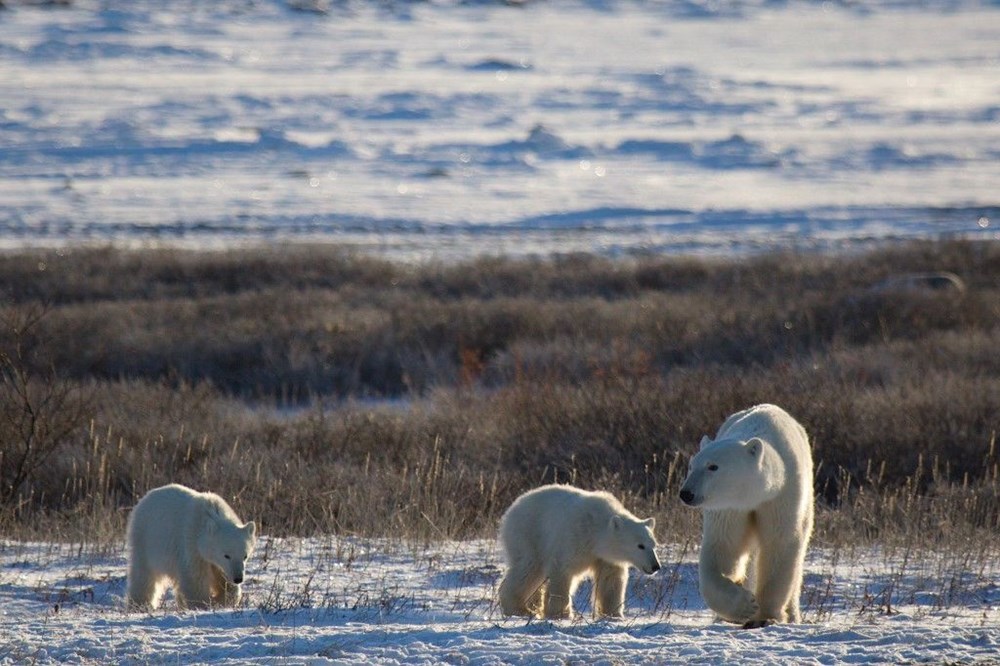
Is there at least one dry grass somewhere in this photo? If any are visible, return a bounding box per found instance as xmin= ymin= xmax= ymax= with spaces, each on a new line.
xmin=0 ymin=240 xmax=998 ymax=553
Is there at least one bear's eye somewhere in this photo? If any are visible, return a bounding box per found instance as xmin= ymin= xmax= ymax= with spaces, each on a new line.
xmin=707 ymin=463 xmax=719 ymax=472
xmin=224 ymin=554 xmax=231 ymax=560
xmin=638 ymin=544 xmax=646 ymax=550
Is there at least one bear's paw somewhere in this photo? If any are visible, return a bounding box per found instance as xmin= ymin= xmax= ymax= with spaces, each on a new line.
xmin=730 ymin=589 xmax=759 ymax=624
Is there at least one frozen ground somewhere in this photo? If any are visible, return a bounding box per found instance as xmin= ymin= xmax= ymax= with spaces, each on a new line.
xmin=1 ymin=0 xmax=998 ymax=259
xmin=2 ymin=536 xmax=1000 ymax=664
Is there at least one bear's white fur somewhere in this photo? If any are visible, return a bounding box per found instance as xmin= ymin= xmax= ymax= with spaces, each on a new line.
xmin=498 ymin=484 xmax=660 ymax=619
xmin=126 ymin=483 xmax=257 ymax=611
xmin=679 ymin=404 xmax=814 ymax=628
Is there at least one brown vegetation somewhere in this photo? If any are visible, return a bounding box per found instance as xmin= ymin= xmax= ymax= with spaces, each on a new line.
xmin=0 ymin=241 xmax=997 ymax=548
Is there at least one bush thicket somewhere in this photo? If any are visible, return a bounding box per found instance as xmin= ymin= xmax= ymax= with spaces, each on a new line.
xmin=0 ymin=241 xmax=997 ymax=546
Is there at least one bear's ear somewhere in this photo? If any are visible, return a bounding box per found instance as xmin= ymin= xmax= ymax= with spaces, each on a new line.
xmin=699 ymin=435 xmax=712 ymax=450
xmin=610 ymin=515 xmax=623 ymax=531
xmin=642 ymin=517 xmax=656 ymax=529
xmin=746 ymin=438 xmax=764 ymax=457
xmin=244 ymin=521 xmax=257 ymax=539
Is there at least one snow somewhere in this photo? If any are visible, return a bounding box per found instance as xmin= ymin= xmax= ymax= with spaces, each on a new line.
xmin=2 ymin=536 xmax=1000 ymax=664
xmin=1 ymin=0 xmax=998 ymax=259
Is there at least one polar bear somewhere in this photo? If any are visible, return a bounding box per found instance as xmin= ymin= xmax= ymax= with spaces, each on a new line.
xmin=498 ymin=484 xmax=661 ymax=620
xmin=125 ymin=483 xmax=257 ymax=611
xmin=679 ymin=404 xmax=813 ymax=628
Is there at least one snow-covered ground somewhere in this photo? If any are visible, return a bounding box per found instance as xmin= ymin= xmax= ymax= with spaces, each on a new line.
xmin=2 ymin=0 xmax=999 ymax=259
xmin=2 ymin=536 xmax=1000 ymax=664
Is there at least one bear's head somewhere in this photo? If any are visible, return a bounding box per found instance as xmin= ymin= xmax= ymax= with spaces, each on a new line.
xmin=198 ymin=512 xmax=257 ymax=585
xmin=678 ymin=436 xmax=786 ymax=510
xmin=596 ymin=514 xmax=661 ymax=575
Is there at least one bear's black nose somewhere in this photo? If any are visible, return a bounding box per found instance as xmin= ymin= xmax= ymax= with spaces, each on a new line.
xmin=233 ymin=576 xmax=243 ymax=584
xmin=652 ymin=562 xmax=661 ymax=573
xmin=679 ymin=489 xmax=695 ymax=505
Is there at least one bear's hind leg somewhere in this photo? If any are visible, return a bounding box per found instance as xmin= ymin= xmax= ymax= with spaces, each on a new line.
xmin=750 ymin=535 xmax=806 ymax=626
xmin=498 ymin=560 xmax=545 ymax=617
xmin=125 ymin=559 xmax=159 ymax=611
xmin=782 ymin=510 xmax=813 ymax=624
xmin=593 ymin=561 xmax=628 ymax=619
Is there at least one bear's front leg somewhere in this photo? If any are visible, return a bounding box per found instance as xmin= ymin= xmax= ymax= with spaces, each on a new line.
xmin=211 ymin=567 xmax=242 ymax=607
xmin=701 ymin=567 xmax=759 ymax=624
xmin=176 ymin=563 xmax=215 ymax=610
xmin=699 ymin=511 xmax=759 ymax=624
xmin=592 ymin=561 xmax=628 ymax=619
xmin=220 ymin=581 xmax=242 ymax=607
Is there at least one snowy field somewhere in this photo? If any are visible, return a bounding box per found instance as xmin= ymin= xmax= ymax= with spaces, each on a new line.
xmin=1 ymin=0 xmax=999 ymax=259
xmin=3 ymin=537 xmax=1000 ymax=664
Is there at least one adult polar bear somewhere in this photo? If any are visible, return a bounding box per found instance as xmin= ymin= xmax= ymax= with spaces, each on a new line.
xmin=679 ymin=404 xmax=814 ymax=628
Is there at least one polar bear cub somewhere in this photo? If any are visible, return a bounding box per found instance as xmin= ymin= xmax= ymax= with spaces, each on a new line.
xmin=680 ymin=404 xmax=814 ymax=628
xmin=498 ymin=484 xmax=661 ymax=619
xmin=126 ymin=483 xmax=257 ymax=611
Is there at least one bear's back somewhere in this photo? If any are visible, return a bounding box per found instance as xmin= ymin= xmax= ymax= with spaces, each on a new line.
xmin=136 ymin=483 xmax=201 ymax=514
xmin=501 ymin=484 xmax=627 ymax=549
xmin=126 ymin=484 xmax=205 ymax=556
xmin=717 ymin=404 xmax=811 ymax=468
